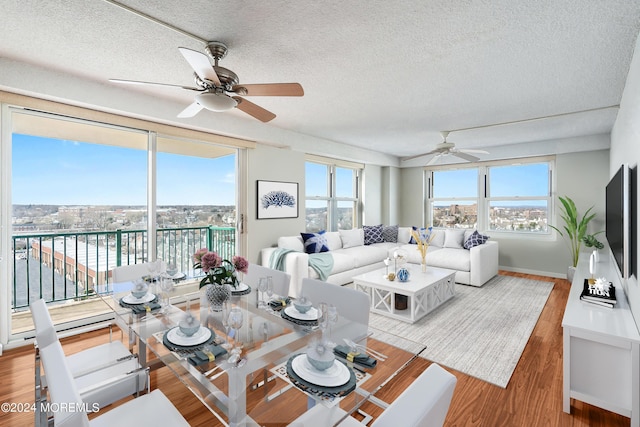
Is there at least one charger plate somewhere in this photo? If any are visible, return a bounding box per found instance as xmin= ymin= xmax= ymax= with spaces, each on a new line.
xmin=292 ymin=354 xmax=350 ymax=387
xmin=286 ymin=354 xmax=356 ymax=398
xmin=281 ymin=308 xmax=319 ymax=326
xmin=163 ymin=326 xmax=216 ymax=351
xmin=231 ymin=282 xmax=251 ymax=296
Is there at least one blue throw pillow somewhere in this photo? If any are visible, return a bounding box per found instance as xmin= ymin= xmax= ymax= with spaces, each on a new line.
xmin=409 ymin=226 xmax=428 ymax=244
xmin=363 ymin=224 xmax=384 ymax=245
xmin=382 ymin=225 xmax=399 ymax=242
xmin=463 ymin=230 xmax=489 ymax=249
xmin=301 ymin=231 xmax=329 ymax=253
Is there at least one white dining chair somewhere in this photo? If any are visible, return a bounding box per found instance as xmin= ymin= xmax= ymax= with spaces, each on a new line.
xmin=39 ymin=339 xmax=190 ymax=427
xmin=290 ymin=363 xmax=457 ymax=427
xmin=30 ymin=299 xmax=149 ymax=411
xmin=111 ymin=260 xmax=165 ymax=283
xmin=300 ymin=278 xmax=371 ymax=342
xmin=243 ymin=263 xmax=291 ymax=298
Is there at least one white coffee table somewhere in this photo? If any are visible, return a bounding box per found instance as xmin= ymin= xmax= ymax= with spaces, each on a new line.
xmin=353 ymin=265 xmax=456 ymax=323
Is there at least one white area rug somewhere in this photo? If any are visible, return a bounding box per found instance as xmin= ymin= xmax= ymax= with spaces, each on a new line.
xmin=367 ymin=275 xmax=555 ymax=388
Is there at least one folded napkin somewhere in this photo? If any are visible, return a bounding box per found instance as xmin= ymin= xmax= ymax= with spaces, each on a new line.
xmin=187 ymin=345 xmax=228 ymax=366
xmin=130 ymin=302 xmax=161 ymax=315
xmin=334 ymin=345 xmax=377 ymax=369
xmin=269 ymin=297 xmax=291 ymax=311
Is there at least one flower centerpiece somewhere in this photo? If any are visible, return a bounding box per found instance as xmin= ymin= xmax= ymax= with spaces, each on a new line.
xmin=192 ymin=248 xmax=249 ymax=311
xmin=410 ymin=226 xmax=435 ymax=273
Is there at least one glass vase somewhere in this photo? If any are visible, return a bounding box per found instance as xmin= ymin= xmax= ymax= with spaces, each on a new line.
xmin=421 ymin=258 xmax=427 ymax=273
xmin=204 ymin=283 xmax=232 ymax=312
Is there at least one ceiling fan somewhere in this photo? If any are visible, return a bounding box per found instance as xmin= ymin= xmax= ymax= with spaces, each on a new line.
xmin=402 ymin=131 xmax=489 ymax=165
xmin=110 ymin=41 xmax=303 ymax=122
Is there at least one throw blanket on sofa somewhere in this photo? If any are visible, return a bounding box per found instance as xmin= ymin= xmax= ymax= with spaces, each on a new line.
xmin=268 ymin=248 xmax=334 ymax=281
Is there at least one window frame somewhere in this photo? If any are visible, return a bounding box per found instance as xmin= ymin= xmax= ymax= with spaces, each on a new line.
xmin=425 ymin=156 xmax=555 ymax=237
xmin=305 ymin=156 xmax=363 ymax=232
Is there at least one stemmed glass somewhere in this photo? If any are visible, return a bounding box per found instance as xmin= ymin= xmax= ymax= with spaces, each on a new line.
xmin=159 ymin=276 xmax=174 ymax=313
xmin=265 ymin=276 xmax=274 ymax=312
xmin=326 ymin=304 xmax=339 ymax=347
xmin=228 ymin=306 xmax=244 ymax=357
xmin=147 ymin=259 xmax=163 ymax=281
xmin=257 ymin=277 xmax=268 ymax=309
xmin=318 ymin=302 xmax=329 ymax=343
xmin=220 ymin=300 xmax=233 ymax=350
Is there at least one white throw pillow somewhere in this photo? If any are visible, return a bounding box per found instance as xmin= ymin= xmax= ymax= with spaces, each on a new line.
xmin=397 ymin=227 xmax=412 ymax=244
xmin=430 ymin=230 xmax=445 ymax=247
xmin=443 ymin=229 xmax=466 ymax=249
xmin=339 ymin=228 xmax=364 ymax=249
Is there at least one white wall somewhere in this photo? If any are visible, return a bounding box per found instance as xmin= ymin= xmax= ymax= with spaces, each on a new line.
xmin=246 ymin=145 xmax=306 ymax=264
xmin=611 ymin=33 xmax=640 ymax=329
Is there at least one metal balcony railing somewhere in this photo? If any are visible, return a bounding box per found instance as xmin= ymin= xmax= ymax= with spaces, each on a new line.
xmin=11 ymin=226 xmax=235 ymax=310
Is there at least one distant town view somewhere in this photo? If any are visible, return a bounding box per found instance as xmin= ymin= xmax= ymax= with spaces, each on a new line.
xmin=433 ymin=204 xmax=548 ymax=232
xmin=12 ymin=204 xmax=236 ymax=234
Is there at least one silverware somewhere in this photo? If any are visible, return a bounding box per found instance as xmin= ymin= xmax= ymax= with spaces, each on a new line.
xmin=343 ymin=338 xmax=388 ymax=361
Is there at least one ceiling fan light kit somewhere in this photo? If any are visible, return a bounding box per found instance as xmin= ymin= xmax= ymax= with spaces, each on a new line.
xmin=195 ymin=91 xmax=237 ymax=111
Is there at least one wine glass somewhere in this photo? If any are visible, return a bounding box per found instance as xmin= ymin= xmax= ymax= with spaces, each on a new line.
xmin=326 ymin=304 xmax=339 ymax=347
xmin=265 ymin=276 xmax=274 ymax=312
xmin=257 ymin=277 xmax=268 ymax=309
xmin=159 ymin=277 xmax=174 ymax=313
xmin=317 ymin=302 xmax=329 ymax=342
xmin=220 ymin=300 xmax=233 ymax=350
xmin=228 ymin=306 xmax=244 ymax=355
xmin=147 ymin=259 xmax=162 ymax=282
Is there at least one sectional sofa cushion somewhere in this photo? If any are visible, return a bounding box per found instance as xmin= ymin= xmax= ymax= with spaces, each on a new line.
xmin=443 ymin=229 xmax=466 ymax=248
xmin=382 ymin=225 xmax=399 ymax=242
xmin=363 ymin=224 xmax=384 ymax=245
xmin=464 ymin=230 xmax=490 ymax=249
xmin=300 ymin=231 xmax=329 ymax=253
xmin=339 ymin=228 xmax=364 ymax=248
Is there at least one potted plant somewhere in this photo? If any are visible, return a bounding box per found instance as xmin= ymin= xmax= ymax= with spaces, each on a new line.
xmin=583 ymin=233 xmax=605 ymax=262
xmin=549 ymin=196 xmax=598 ymax=282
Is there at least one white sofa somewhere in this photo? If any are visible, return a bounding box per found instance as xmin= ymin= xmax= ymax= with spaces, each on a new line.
xmin=260 ymin=227 xmax=499 ymax=298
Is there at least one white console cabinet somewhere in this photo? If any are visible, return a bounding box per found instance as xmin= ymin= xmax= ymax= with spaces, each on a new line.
xmin=562 ymin=252 xmax=640 ymax=425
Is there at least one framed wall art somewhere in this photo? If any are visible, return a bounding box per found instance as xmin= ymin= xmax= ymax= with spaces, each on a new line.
xmin=257 ymin=180 xmax=299 ymax=219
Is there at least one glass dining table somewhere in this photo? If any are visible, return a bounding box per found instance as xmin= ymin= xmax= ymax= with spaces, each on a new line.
xmin=98 ymin=279 xmax=427 ymax=427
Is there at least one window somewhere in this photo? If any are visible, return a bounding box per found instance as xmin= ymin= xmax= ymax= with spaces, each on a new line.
xmin=305 ymin=157 xmax=362 ymax=232
xmin=427 ymin=157 xmax=553 ymax=234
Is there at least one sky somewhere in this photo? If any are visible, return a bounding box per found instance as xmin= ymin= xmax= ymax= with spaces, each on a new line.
xmin=12 ymin=134 xmax=236 ymax=205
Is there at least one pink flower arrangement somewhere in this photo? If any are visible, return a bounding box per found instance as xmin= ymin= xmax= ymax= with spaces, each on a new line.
xmin=192 ymin=248 xmax=249 ymax=289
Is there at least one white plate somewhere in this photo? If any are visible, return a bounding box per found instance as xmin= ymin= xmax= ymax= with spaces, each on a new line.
xmin=169 ymin=272 xmax=186 ymax=280
xmin=165 ymin=326 xmax=211 ymax=347
xmin=291 ymin=354 xmax=350 ymax=387
xmin=122 ymin=293 xmax=156 ymax=305
xmin=232 ymin=282 xmax=250 ymax=293
xmin=284 ymin=306 xmax=319 ymax=321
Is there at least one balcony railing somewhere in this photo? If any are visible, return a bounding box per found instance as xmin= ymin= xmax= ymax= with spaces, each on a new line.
xmin=11 ymin=226 xmax=235 ymax=310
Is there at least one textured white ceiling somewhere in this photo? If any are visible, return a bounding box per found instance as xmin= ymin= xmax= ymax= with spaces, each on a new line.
xmin=1 ymin=0 xmax=639 ymax=165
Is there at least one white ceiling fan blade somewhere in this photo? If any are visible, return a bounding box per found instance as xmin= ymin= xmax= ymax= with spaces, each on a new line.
xmin=401 ymin=149 xmax=440 ymax=162
xmin=178 ymin=47 xmax=221 ymax=86
xmin=177 ymin=102 xmax=204 ymax=118
xmin=427 ymin=154 xmax=442 ymax=165
xmin=109 ymin=79 xmax=201 ymax=91
xmin=453 ymin=152 xmax=480 ymax=162
xmin=460 ymin=149 xmax=489 ymax=154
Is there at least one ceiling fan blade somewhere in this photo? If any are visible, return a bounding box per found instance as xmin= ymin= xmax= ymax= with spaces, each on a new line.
xmin=401 ymin=149 xmax=440 ymax=162
xmin=460 ymin=149 xmax=489 ymax=154
xmin=427 ymin=154 xmax=442 ymax=165
xmin=453 ymin=152 xmax=480 ymax=162
xmin=231 ymin=83 xmax=304 ymax=96
xmin=109 ymin=79 xmax=201 ymax=91
xmin=178 ymin=47 xmax=221 ymax=86
xmin=232 ymin=97 xmax=276 ymax=122
xmin=177 ymin=102 xmax=204 ymax=118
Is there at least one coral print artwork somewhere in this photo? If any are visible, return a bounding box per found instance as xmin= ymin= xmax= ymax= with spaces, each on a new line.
xmin=257 ymin=180 xmax=299 ymax=219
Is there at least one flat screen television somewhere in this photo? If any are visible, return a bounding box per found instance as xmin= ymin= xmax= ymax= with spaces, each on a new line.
xmin=605 ymin=164 xmax=628 ymax=279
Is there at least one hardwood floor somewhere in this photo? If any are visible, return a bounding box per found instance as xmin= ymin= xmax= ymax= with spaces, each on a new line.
xmin=0 ymin=271 xmax=631 ymax=426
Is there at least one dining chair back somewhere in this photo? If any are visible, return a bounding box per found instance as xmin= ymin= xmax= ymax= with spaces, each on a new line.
xmin=39 ymin=339 xmax=190 ymax=427
xmin=301 ymin=278 xmax=371 ymax=342
xmin=371 ymin=363 xmax=457 ymax=427
xmin=111 ymin=261 xmax=164 ymax=283
xmin=244 ymin=263 xmax=291 ymax=297
xmin=29 ymin=299 xmax=149 ymax=410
